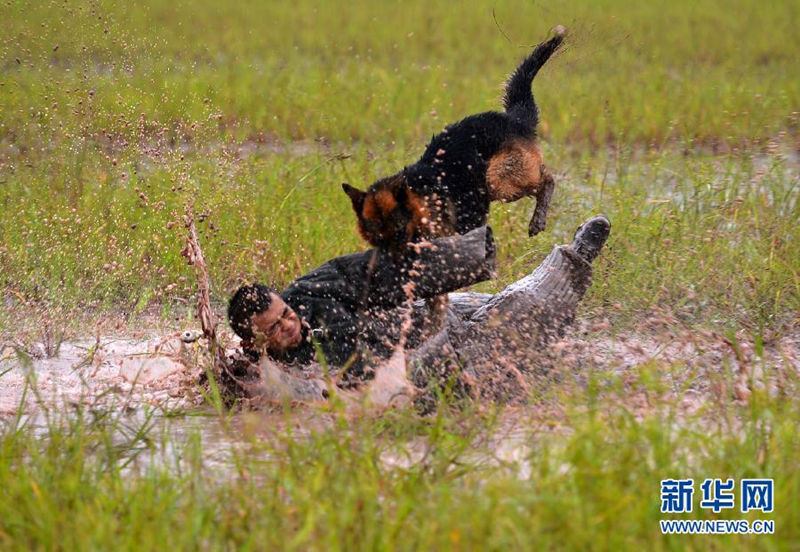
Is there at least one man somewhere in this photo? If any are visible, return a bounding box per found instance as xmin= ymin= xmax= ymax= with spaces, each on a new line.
xmin=227 ymin=225 xmax=497 ymax=375
xmin=225 ymin=215 xmax=610 ymax=406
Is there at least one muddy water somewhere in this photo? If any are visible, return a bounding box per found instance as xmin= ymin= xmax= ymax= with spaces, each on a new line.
xmin=2 ymin=327 xmax=798 ymax=474
xmin=0 ymin=333 xmax=428 ymax=473
xmin=0 ymin=335 xmax=298 ymax=475
xmin=0 ymin=332 xmax=538 ymax=475
xmin=0 ymin=335 xmax=200 ymax=416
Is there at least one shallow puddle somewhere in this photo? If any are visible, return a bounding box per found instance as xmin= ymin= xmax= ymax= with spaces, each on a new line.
xmin=1 ymin=326 xmax=797 ymax=475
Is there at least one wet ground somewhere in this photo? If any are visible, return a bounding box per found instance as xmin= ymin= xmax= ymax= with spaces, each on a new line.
xmin=0 ymin=334 xmax=202 ymax=416
xmin=2 ymin=322 xmax=797 ymax=473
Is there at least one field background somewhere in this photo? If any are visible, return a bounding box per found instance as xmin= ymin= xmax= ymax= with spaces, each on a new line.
xmin=1 ymin=0 xmax=799 ymax=549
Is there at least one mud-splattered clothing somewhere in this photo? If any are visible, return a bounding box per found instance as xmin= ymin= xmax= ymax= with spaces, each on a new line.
xmin=269 ymin=226 xmax=496 ymax=371
xmin=409 ymin=215 xmax=611 ymax=408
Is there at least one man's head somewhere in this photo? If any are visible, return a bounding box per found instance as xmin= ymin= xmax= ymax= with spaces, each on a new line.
xmin=228 ymin=283 xmax=303 ymax=357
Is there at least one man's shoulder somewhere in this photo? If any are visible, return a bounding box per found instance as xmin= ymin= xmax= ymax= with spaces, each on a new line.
xmin=282 ymin=251 xmax=370 ymax=304
xmin=294 ymin=251 xmax=369 ymax=283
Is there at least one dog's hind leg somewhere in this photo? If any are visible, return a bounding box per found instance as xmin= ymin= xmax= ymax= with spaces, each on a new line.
xmin=528 ymin=171 xmax=555 ymax=236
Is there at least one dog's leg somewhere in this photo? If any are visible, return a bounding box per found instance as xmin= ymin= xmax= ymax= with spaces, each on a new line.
xmin=528 ymin=172 xmax=555 ymax=236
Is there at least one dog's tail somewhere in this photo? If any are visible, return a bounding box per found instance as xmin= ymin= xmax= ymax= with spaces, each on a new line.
xmin=503 ymin=27 xmax=565 ymax=126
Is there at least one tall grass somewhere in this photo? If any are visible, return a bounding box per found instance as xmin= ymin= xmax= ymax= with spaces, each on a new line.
xmin=1 ymin=1 xmax=799 ymax=547
xmin=1 ymin=366 xmax=798 ymax=550
xmin=2 ymin=0 xmax=799 ymax=146
xmin=1 ymin=0 xmax=798 ymax=335
xmin=1 ymin=146 xmax=797 ymax=335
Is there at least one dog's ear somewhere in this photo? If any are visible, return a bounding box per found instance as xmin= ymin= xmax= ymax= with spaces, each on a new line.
xmin=342 ymin=183 xmax=366 ymax=213
xmin=386 ymin=176 xmax=407 ymax=203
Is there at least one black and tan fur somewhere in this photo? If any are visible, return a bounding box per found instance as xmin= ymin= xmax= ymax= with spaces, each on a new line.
xmin=343 ymin=30 xmax=564 ymax=256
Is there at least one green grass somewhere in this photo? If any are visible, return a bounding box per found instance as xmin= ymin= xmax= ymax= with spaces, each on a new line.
xmin=1 ymin=0 xmax=798 ymax=332
xmin=1 ymin=0 xmax=799 ymax=549
xmin=1 ymin=368 xmax=798 ymax=550
xmin=2 ymin=0 xmax=799 ymax=147
xmin=1 ymin=145 xmax=797 ymax=336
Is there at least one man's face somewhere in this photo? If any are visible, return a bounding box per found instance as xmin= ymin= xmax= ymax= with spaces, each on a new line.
xmin=250 ymin=293 xmax=303 ymax=353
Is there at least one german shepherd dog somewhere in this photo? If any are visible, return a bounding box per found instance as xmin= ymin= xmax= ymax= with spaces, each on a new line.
xmin=342 ymin=30 xmax=564 ymax=256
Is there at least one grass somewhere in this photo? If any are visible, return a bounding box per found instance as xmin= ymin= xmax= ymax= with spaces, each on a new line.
xmin=1 ymin=366 xmax=798 ymax=550
xmin=1 ymin=145 xmax=797 ymax=336
xmin=0 ymin=0 xmax=799 ymax=549
xmin=2 ymin=0 xmax=799 ymax=147
xmin=1 ymin=0 xmax=798 ymax=332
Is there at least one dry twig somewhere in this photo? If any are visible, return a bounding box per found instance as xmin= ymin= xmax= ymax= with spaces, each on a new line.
xmin=181 ymin=204 xmax=226 ymax=369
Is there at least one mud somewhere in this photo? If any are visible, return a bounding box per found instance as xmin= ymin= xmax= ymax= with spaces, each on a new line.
xmin=2 ymin=322 xmax=796 ymax=416
xmin=0 ymin=333 xmax=204 ymax=416
xmin=1 ymin=325 xmax=797 ymax=474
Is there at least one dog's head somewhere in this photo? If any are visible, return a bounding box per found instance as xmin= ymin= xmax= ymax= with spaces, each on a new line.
xmin=342 ymin=174 xmax=432 ymax=256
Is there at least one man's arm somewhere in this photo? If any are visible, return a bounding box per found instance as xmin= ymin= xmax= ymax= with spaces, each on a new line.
xmin=290 ymin=225 xmax=496 ymax=314
xmin=359 ymin=225 xmax=496 ymax=309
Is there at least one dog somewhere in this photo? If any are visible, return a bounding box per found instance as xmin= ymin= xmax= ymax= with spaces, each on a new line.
xmin=342 ymin=29 xmax=564 ymax=256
